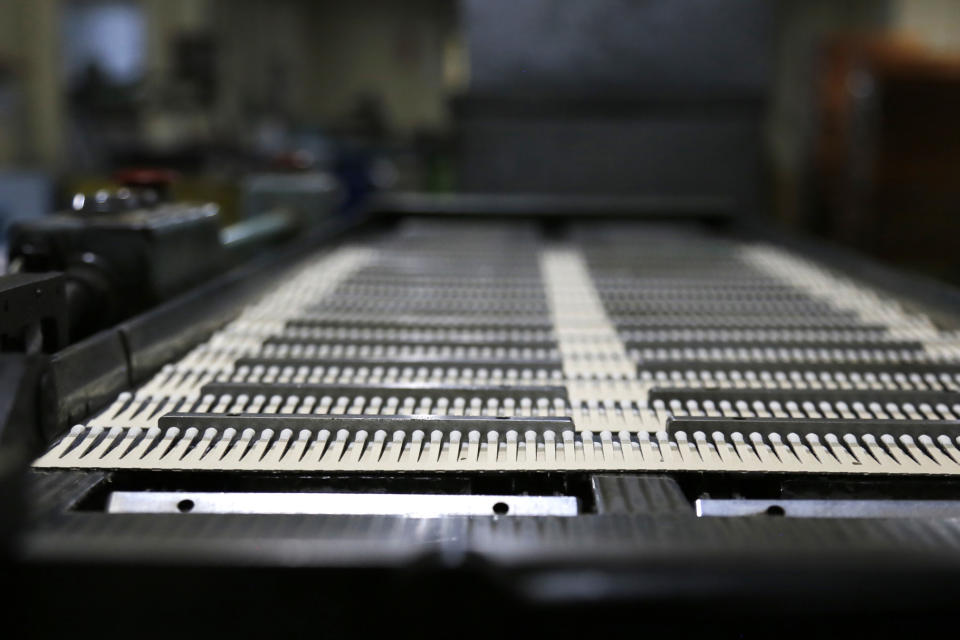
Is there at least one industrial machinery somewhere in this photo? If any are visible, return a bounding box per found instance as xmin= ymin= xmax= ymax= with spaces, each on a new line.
xmin=6 ymin=194 xmax=960 ymax=635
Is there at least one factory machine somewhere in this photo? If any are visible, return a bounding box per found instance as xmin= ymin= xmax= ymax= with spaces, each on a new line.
xmin=5 ymin=192 xmax=960 ymax=634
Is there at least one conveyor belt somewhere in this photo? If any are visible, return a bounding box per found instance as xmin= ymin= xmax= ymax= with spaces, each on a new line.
xmin=33 ymin=218 xmax=960 ymax=475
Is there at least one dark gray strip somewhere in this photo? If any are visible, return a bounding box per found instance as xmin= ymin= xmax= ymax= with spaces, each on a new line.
xmin=649 ymin=387 xmax=960 ymax=406
xmin=237 ymin=356 xmax=564 ymax=370
xmin=666 ymin=417 xmax=960 ymax=440
xmin=202 ymin=382 xmax=570 ymax=402
xmin=158 ymin=413 xmax=575 ymax=435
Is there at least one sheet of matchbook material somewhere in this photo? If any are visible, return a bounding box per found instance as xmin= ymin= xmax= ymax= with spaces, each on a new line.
xmin=35 ymin=219 xmax=960 ymax=474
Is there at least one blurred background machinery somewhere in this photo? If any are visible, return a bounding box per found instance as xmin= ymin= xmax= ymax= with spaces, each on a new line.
xmin=0 ymin=1 xmax=958 ymax=279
